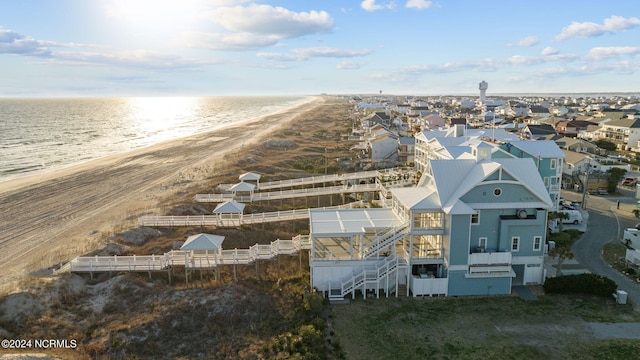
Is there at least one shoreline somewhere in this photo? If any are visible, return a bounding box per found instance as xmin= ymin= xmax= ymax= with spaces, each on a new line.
xmin=0 ymin=96 xmax=326 ymax=289
xmin=0 ymin=96 xmax=317 ymax=195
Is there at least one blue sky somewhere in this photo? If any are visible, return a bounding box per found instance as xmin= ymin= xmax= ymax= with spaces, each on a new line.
xmin=1 ymin=0 xmax=639 ymax=97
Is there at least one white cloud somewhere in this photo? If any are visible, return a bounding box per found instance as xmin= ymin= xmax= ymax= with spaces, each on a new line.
xmin=405 ymin=0 xmax=433 ymax=10
xmin=541 ymin=47 xmax=559 ymax=56
xmin=182 ymin=31 xmax=281 ymax=51
xmin=208 ymin=5 xmax=333 ymax=38
xmin=0 ymin=27 xmax=215 ymax=70
xmin=508 ymin=36 xmax=539 ymax=47
xmin=257 ymin=47 xmax=373 ymax=62
xmin=372 ymin=51 xmax=580 ymax=82
xmin=52 ymin=49 xmax=217 ymax=70
xmin=586 ymin=46 xmax=640 ymax=60
xmin=337 ymin=60 xmax=366 ymax=69
xmin=361 ymin=0 xmax=395 ymax=12
xmin=0 ymin=28 xmax=96 ymax=56
xmin=555 ymin=15 xmax=640 ymax=41
xmin=295 ymin=47 xmax=372 ymax=58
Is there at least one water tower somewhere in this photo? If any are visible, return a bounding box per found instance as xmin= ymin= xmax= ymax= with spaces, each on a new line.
xmin=479 ymin=81 xmax=488 ymax=103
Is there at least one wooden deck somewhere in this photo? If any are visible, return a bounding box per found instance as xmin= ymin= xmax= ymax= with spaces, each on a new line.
xmin=139 ymin=201 xmax=365 ymax=227
xmin=66 ymin=235 xmax=311 ymax=274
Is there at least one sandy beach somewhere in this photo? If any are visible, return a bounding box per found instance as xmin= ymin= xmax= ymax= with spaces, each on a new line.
xmin=0 ymin=96 xmax=326 ymax=290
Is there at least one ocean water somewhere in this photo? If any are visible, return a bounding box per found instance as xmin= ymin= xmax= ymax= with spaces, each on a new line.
xmin=0 ymin=96 xmax=311 ymax=182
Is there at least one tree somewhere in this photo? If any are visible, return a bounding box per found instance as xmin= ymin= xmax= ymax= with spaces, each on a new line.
xmin=606 ymin=167 xmax=627 ymax=193
xmin=548 ymin=211 xmax=569 ymax=234
xmin=594 ymin=139 xmax=617 ymax=152
xmin=548 ymin=229 xmax=582 ymax=276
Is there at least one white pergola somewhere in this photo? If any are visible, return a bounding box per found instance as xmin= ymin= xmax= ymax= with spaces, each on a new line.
xmin=309 ymin=208 xmax=403 ymax=260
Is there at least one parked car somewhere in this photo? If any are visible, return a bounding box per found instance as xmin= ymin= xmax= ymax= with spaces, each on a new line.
xmin=588 ymin=187 xmax=608 ymax=195
xmin=559 ymin=209 xmax=583 ymax=224
xmin=622 ymin=177 xmax=637 ymax=186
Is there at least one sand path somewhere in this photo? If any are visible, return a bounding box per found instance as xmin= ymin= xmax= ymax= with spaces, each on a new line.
xmin=0 ymin=96 xmax=324 ymax=290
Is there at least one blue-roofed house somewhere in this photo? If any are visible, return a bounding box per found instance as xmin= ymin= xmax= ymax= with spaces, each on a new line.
xmin=498 ymin=140 xmax=565 ymax=209
xmin=309 ymin=142 xmax=553 ymax=299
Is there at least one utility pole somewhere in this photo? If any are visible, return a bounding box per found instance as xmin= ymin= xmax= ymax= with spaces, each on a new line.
xmin=581 ymin=160 xmax=590 ymax=209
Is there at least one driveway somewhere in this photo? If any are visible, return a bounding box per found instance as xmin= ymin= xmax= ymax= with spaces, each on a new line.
xmin=564 ymin=189 xmax=640 ymax=310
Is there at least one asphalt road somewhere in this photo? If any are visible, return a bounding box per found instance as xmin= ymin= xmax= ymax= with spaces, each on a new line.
xmin=563 ymin=188 xmax=640 ymax=309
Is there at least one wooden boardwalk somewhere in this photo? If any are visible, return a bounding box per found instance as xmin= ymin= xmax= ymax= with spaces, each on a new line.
xmin=257 ymin=170 xmax=380 ymax=190
xmin=195 ymin=183 xmax=384 ymax=203
xmin=65 ymin=235 xmax=311 ymax=274
xmin=205 ymin=168 xmax=416 ymax=203
xmin=139 ymin=201 xmax=365 ymax=227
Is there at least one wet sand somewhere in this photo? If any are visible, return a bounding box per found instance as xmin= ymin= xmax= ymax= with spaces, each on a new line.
xmin=0 ymin=96 xmax=324 ymax=290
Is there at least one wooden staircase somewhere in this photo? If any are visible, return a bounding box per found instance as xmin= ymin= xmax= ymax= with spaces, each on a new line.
xmin=362 ymin=222 xmax=411 ymax=258
xmin=328 ymin=255 xmax=400 ymax=301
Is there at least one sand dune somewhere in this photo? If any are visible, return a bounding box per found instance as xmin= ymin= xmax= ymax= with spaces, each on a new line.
xmin=0 ymin=96 xmax=324 ymax=290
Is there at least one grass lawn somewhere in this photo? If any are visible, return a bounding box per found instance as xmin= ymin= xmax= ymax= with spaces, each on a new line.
xmin=330 ymin=294 xmax=640 ymax=360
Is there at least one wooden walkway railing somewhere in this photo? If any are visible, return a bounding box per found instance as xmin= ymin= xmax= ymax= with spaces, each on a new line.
xmin=67 ymin=235 xmax=311 ymax=274
xmin=257 ymin=170 xmax=380 ymax=190
xmin=195 ymin=183 xmax=383 ymax=203
xmin=139 ymin=201 xmax=365 ymax=227
xmin=199 ymin=168 xmax=416 ymax=203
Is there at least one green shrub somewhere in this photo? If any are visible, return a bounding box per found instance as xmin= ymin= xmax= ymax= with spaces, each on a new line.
xmin=543 ymin=273 xmax=617 ymax=297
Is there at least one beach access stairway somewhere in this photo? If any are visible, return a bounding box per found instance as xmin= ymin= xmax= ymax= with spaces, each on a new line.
xmin=139 ymin=201 xmax=365 ymax=227
xmin=199 ymin=168 xmax=416 ymax=203
xmin=328 ymin=254 xmax=406 ymax=301
xmin=195 ymin=183 xmax=383 ymax=203
xmin=255 ymin=170 xmax=380 ymax=190
xmin=63 ymin=235 xmax=311 ymax=274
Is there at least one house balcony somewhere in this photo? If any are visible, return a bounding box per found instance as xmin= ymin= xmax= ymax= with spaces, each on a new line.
xmin=468 ymin=251 xmax=511 ymax=266
xmin=467 ymin=251 xmax=513 ymax=278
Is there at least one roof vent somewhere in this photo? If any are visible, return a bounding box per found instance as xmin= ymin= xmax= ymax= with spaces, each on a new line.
xmin=517 ymin=209 xmax=528 ymax=219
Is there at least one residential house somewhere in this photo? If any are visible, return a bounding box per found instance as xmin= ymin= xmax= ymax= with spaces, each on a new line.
xmin=309 ymin=142 xmax=553 ymax=299
xmin=562 ymin=150 xmax=596 ymax=178
xmin=555 ymin=137 xmax=600 ymax=155
xmin=414 ymin=125 xmax=518 ymax=173
xmin=550 ymin=106 xmax=569 ymax=117
xmin=361 ymin=111 xmax=391 ymax=129
xmin=367 ymin=131 xmax=398 ymax=161
xmin=422 ymin=114 xmax=446 ymax=130
xmin=520 ymin=124 xmax=557 ymax=140
xmin=498 ymin=141 xmax=565 ymax=209
xmin=398 ymin=137 xmax=415 ymax=165
xmin=512 ymin=103 xmax=530 ymax=117
xmin=555 ymin=119 xmax=598 ymax=137
xmin=530 ymin=106 xmax=550 ymax=119
xmin=592 ymin=118 xmax=640 ymax=151
xmin=395 ymin=104 xmax=411 ymax=115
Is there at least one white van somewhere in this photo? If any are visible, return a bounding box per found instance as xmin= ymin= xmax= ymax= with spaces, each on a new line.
xmin=560 ymin=210 xmax=582 ymax=224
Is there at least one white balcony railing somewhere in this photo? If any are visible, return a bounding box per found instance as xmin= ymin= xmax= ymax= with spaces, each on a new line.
xmin=468 ymin=251 xmax=512 ymax=266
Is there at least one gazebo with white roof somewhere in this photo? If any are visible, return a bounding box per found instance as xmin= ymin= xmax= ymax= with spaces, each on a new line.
xmin=239 ymin=172 xmax=261 ymax=189
xmin=228 ymin=181 xmax=256 ymax=201
xmin=180 ymin=233 xmax=225 ymax=282
xmin=213 ymin=201 xmax=245 ymax=227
